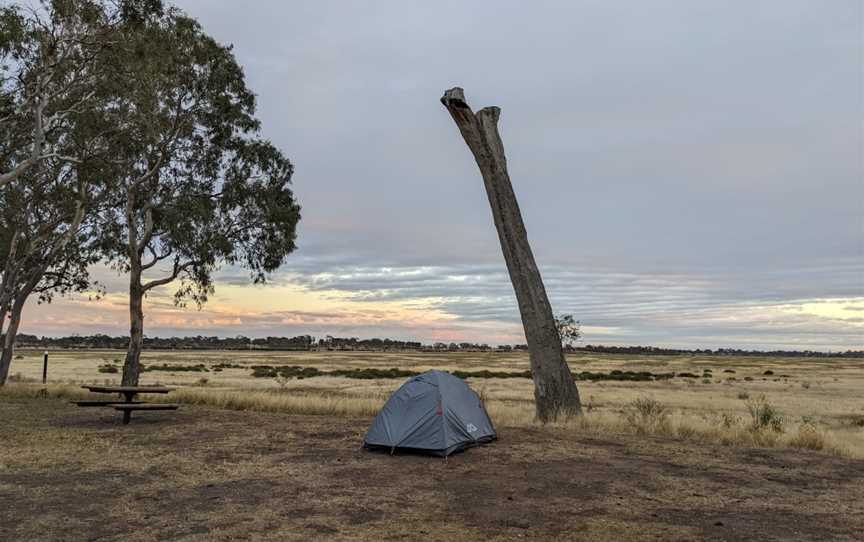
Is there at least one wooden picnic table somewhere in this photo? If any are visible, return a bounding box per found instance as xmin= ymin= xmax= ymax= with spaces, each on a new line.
xmin=78 ymin=385 xmax=178 ymax=424
xmin=83 ymin=385 xmax=173 ymax=402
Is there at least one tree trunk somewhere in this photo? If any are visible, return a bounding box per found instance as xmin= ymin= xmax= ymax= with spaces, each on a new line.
xmin=0 ymin=294 xmax=26 ymax=385
xmin=440 ymin=87 xmax=582 ymax=422
xmin=0 ymin=298 xmax=10 ymax=340
xmin=122 ymin=269 xmax=145 ymax=386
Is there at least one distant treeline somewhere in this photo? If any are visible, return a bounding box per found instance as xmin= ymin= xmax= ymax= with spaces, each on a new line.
xmin=12 ymin=333 xmax=863 ymax=358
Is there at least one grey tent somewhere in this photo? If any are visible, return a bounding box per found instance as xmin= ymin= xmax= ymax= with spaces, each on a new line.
xmin=364 ymin=370 xmax=497 ymax=456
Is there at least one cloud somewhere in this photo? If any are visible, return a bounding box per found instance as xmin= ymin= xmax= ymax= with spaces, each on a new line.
xmin=15 ymin=0 xmax=864 ymax=351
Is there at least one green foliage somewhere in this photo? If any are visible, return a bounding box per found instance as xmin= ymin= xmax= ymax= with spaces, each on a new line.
xmin=144 ymin=363 xmax=209 ymax=373
xmin=97 ymin=7 xmax=301 ymax=307
xmin=247 ymin=365 xmax=684 ymax=383
xmin=554 ymin=313 xmax=581 ymax=348
xmin=212 ymin=362 xmax=244 ymax=369
xmin=452 ymin=369 xmax=532 ymax=379
xmin=576 ymin=370 xmax=674 ymax=382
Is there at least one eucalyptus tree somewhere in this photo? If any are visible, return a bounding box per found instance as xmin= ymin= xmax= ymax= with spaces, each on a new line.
xmin=97 ymin=8 xmax=300 ymax=386
xmin=0 ymin=0 xmax=152 ymax=384
xmin=0 ymin=0 xmax=123 ymax=189
xmin=0 ymin=166 xmax=102 ymax=383
xmin=555 ymin=314 xmax=582 ymax=350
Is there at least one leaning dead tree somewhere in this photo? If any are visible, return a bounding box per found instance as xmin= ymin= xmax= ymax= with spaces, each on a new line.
xmin=441 ymin=87 xmax=582 ymax=422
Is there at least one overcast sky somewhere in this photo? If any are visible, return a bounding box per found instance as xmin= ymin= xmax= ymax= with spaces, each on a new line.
xmin=24 ymin=0 xmax=864 ymax=349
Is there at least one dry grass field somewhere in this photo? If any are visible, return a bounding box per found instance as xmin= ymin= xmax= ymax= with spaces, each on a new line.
xmin=2 ymin=350 xmax=864 ymax=540
xmin=2 ymin=394 xmax=863 ymax=541
xmin=5 ymin=349 xmax=864 ymax=457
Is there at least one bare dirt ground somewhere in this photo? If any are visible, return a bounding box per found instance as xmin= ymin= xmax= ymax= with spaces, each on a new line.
xmin=2 ymin=395 xmax=862 ymax=541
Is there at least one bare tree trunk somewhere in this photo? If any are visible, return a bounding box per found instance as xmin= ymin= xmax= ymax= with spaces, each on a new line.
xmin=0 ymin=292 xmax=27 ymax=385
xmin=122 ymin=267 xmax=145 ymax=386
xmin=0 ymin=298 xmax=10 ymax=340
xmin=441 ymin=87 xmax=581 ymax=422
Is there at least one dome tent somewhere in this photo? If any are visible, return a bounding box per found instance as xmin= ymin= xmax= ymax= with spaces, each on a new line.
xmin=364 ymin=370 xmax=497 ymax=456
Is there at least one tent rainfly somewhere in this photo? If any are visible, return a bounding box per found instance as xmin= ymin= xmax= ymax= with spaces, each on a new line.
xmin=364 ymin=370 xmax=497 ymax=456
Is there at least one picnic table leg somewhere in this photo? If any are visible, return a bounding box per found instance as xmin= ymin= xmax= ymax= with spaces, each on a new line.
xmin=120 ymin=392 xmax=135 ymax=424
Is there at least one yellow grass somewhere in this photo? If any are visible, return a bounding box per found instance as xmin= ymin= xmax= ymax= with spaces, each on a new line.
xmin=4 ymin=345 xmax=862 ymax=460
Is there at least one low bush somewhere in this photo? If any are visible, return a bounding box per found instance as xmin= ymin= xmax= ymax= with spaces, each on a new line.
xmin=248 ymin=366 xmax=683 ymax=382
xmin=332 ymin=367 xmax=420 ymax=379
xmin=746 ymin=395 xmax=784 ymax=433
xmin=453 ymin=369 xmax=531 ymax=379
xmin=788 ymin=423 xmax=827 ymax=451
xmin=98 ymin=364 xmax=119 ymax=374
xmin=620 ymin=397 xmax=670 ymax=434
xmin=212 ymin=362 xmax=245 ymax=370
xmin=721 ymin=413 xmax=740 ymax=428
xmin=144 ymin=363 xmax=209 ymax=373
xmin=251 ymin=366 xmax=278 ymax=378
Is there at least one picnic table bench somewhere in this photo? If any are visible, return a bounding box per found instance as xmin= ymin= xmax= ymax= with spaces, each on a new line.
xmin=75 ymin=385 xmax=179 ymax=424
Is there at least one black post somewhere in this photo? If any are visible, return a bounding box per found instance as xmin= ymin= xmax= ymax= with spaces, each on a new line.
xmin=42 ymin=351 xmax=48 ymax=384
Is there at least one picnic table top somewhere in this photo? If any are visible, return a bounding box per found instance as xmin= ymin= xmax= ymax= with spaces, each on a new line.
xmin=82 ymin=385 xmax=174 ymax=394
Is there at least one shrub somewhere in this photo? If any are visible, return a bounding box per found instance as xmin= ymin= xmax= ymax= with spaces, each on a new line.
xmin=788 ymin=423 xmax=826 ymax=451
xmin=98 ymin=364 xmax=119 ymax=374
xmin=677 ymin=372 xmax=698 ymax=378
xmin=801 ymin=381 xmax=811 ymax=389
xmin=251 ymin=366 xmax=278 ymax=378
xmin=744 ymin=376 xmax=754 ymax=382
xmin=737 ymin=392 xmax=750 ymax=400
xmin=15 ymin=354 xmax=23 ymax=359
xmin=677 ymin=425 xmax=697 ymax=438
xmin=621 ymin=397 xmax=670 ymax=434
xmin=721 ymin=413 xmax=740 ymax=428
xmin=723 ymin=369 xmax=736 ymax=373
xmin=763 ymin=370 xmax=774 ymax=376
xmin=701 ymin=378 xmax=711 ymax=385
xmin=145 ymin=363 xmax=209 ymax=373
xmin=746 ymin=395 xmax=783 ymax=433
xmin=213 ymin=362 xmax=244 ymax=370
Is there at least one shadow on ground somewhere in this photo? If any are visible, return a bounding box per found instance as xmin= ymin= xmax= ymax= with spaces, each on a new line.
xmin=1 ymin=396 xmax=862 ymax=541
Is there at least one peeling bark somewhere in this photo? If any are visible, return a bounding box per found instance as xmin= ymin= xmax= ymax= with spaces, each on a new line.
xmin=440 ymin=87 xmax=582 ymax=422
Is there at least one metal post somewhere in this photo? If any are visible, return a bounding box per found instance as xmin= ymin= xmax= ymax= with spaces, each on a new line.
xmin=42 ymin=351 xmax=48 ymax=384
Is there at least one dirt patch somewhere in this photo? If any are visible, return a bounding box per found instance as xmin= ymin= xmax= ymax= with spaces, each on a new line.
xmin=1 ymin=396 xmax=862 ymax=541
